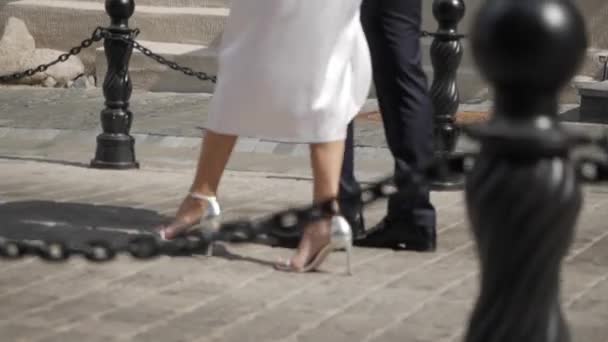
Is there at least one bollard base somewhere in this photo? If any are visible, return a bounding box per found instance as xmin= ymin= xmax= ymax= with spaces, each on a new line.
xmin=430 ymin=151 xmax=466 ymax=191
xmin=430 ymin=175 xmax=465 ymax=191
xmin=90 ymin=160 xmax=140 ymax=170
xmin=91 ymin=133 xmax=139 ymax=170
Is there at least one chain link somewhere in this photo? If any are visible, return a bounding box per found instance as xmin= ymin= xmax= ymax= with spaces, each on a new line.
xmin=0 ymin=27 xmax=107 ymax=83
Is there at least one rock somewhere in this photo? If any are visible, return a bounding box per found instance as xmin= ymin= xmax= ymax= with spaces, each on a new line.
xmin=0 ymin=17 xmax=35 ymax=52
xmin=0 ymin=17 xmax=35 ymax=79
xmin=19 ymin=48 xmax=85 ymax=85
xmin=0 ymin=17 xmax=84 ymax=86
xmin=42 ymin=77 xmax=57 ymax=88
xmin=71 ymin=74 xmax=96 ymax=89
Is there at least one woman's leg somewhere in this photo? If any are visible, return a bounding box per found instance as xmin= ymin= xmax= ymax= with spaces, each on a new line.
xmin=287 ymin=140 xmax=346 ymax=269
xmin=159 ymin=130 xmax=237 ymax=239
xmin=190 ymin=131 xmax=238 ymax=195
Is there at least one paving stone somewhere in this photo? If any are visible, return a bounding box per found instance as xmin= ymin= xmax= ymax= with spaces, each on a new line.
xmin=123 ymin=262 xmax=276 ymax=340
xmin=129 ymin=274 xmax=275 ymax=342
xmin=368 ymin=299 xmax=471 ymax=342
xmin=563 ymin=234 xmax=608 ymax=303
xmin=37 ymin=330 xmax=122 ymax=342
xmin=387 ymin=249 xmax=477 ymax=294
xmin=0 ymin=322 xmax=51 ymax=341
xmin=0 ymin=292 xmax=59 ymax=321
xmin=0 ymin=260 xmax=77 ymax=292
xmin=567 ymin=277 xmax=608 ymax=342
xmin=203 ymin=239 xmax=474 ymax=342
xmin=23 ymin=294 xmax=122 ymax=327
xmin=440 ymin=276 xmax=479 ymax=302
xmin=289 ymin=288 xmax=433 ymax=342
xmin=102 ymin=302 xmax=178 ymax=327
xmin=208 ymin=306 xmax=320 ymax=342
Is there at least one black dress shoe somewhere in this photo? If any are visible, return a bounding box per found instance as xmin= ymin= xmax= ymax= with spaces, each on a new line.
xmin=354 ymin=218 xmax=437 ymax=252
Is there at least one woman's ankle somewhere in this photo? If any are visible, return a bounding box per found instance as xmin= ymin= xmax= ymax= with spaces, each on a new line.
xmin=189 ymin=185 xmax=217 ymax=197
xmin=312 ymin=197 xmax=340 ymax=218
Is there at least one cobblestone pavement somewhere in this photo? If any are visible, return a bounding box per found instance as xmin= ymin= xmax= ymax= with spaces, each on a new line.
xmin=1 ymin=158 xmax=608 ymax=342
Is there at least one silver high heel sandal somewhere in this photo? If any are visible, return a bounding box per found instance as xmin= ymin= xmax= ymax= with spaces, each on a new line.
xmin=158 ymin=192 xmax=221 ymax=256
xmin=275 ymin=215 xmax=353 ymax=275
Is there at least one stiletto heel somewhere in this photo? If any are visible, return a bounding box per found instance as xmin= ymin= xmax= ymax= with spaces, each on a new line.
xmin=275 ymin=215 xmax=353 ymax=274
xmin=345 ymin=243 xmax=353 ymax=276
xmin=189 ymin=193 xmax=221 ymax=256
xmin=199 ymin=215 xmax=221 ymax=256
xmin=157 ymin=193 xmax=221 ymax=256
xmin=331 ymin=215 xmax=353 ymax=276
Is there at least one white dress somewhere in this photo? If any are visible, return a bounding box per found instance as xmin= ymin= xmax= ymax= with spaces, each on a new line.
xmin=205 ymin=0 xmax=372 ymax=143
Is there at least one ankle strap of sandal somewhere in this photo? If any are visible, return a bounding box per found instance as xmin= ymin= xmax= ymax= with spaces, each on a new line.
xmin=317 ymin=198 xmax=340 ymax=217
xmin=189 ymin=192 xmax=218 ymax=203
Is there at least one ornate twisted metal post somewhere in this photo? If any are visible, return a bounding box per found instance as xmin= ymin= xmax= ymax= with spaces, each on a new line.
xmin=91 ymin=0 xmax=139 ymax=169
xmin=464 ymin=0 xmax=587 ymax=341
xmin=430 ymin=0 xmax=466 ymax=190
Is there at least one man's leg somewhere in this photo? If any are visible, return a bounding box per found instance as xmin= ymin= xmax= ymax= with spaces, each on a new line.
xmin=338 ymin=0 xmax=383 ymax=240
xmin=357 ymin=0 xmax=437 ymax=251
xmin=339 ymin=121 xmax=365 ymax=239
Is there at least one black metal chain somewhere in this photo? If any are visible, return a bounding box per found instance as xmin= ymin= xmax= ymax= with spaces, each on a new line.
xmin=0 ymin=26 xmax=461 ymax=87
xmin=0 ymin=26 xmax=443 ymax=86
xmin=0 ymin=176 xmax=400 ymax=262
xmin=0 ymin=26 xmax=217 ymax=84
xmin=0 ymin=27 xmax=107 ymax=83
xmin=0 ymin=155 xmax=470 ymax=263
xmin=107 ymin=29 xmax=217 ymax=83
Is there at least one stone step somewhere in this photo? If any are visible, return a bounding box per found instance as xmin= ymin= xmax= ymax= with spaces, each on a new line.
xmin=95 ymin=40 xmax=218 ymax=93
xmin=0 ymin=0 xmax=228 ymax=72
xmin=568 ymin=80 xmax=608 ymax=124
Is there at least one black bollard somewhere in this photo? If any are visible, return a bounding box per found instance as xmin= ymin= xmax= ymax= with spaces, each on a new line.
xmin=464 ymin=0 xmax=587 ymax=341
xmin=429 ymin=0 xmax=466 ymax=190
xmin=91 ymin=0 xmax=139 ymax=169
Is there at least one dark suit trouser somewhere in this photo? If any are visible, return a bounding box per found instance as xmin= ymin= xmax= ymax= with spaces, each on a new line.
xmin=340 ymin=0 xmax=436 ymax=232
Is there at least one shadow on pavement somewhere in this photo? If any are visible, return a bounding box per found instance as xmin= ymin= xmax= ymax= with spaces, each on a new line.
xmin=0 ymin=200 xmax=281 ymax=265
xmin=0 ymin=200 xmax=167 ymax=248
xmin=212 ymin=244 xmax=279 ymax=267
xmin=0 ymin=155 xmax=91 ymax=169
